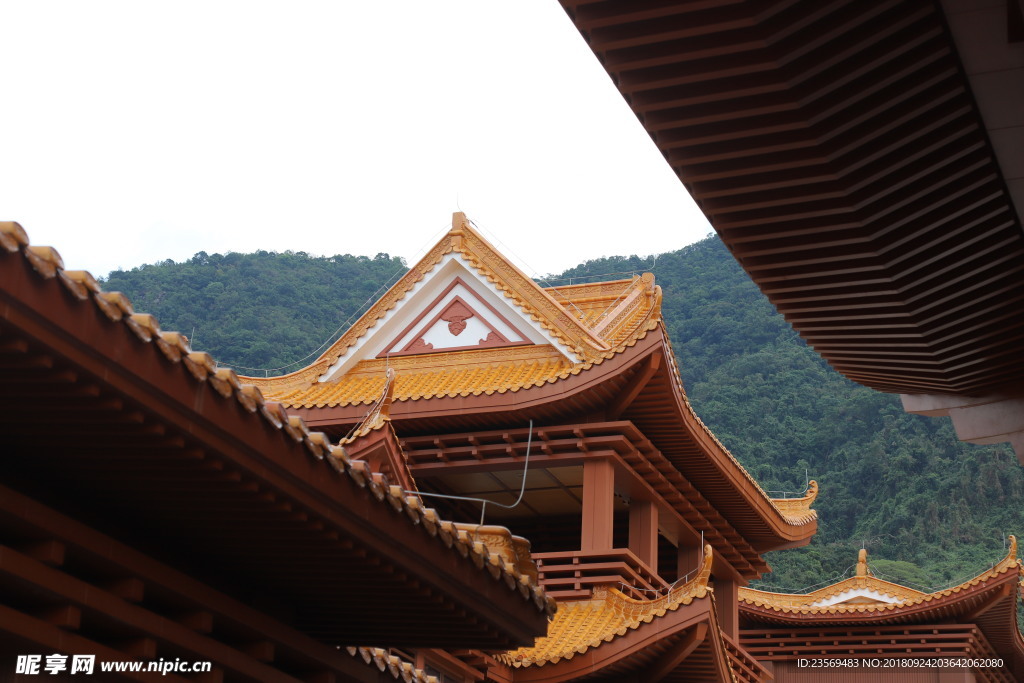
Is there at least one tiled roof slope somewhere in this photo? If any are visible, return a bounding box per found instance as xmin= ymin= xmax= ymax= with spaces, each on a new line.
xmin=740 ymin=537 xmax=1022 ymax=617
xmin=244 ymin=215 xmax=626 ymax=395
xmin=243 ymin=218 xmax=662 ymax=405
xmin=347 ymin=648 xmax=438 ymax=683
xmin=265 ymin=343 xmax=579 ymax=408
xmin=767 ymin=480 xmax=818 ymax=526
xmin=499 ymin=545 xmax=715 ymax=668
xmin=0 ymin=220 xmax=554 ymax=619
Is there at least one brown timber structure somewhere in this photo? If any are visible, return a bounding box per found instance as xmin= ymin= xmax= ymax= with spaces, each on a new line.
xmin=739 ymin=543 xmax=1024 ymax=681
xmin=245 ymin=214 xmax=819 ymax=681
xmin=555 ymin=0 xmax=1024 ymax=458
xmin=0 ymin=221 xmax=553 ymax=682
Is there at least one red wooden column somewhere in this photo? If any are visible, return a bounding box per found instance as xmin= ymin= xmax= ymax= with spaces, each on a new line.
xmin=713 ymin=576 xmax=738 ymax=639
xmin=580 ymin=459 xmax=615 ymax=552
xmin=678 ymin=545 xmax=701 ymax=581
xmin=628 ymin=499 xmax=658 ymax=570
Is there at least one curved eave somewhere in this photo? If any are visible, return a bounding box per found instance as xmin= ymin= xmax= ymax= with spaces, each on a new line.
xmin=639 ymin=330 xmax=819 ymax=550
xmin=502 ymin=546 xmax=715 ymax=671
xmin=241 ymin=219 xmax=611 ymax=392
xmin=739 ymin=564 xmax=1024 ymax=675
xmin=505 ymin=601 xmax=725 ymax=683
xmin=740 ymin=540 xmax=1022 ymax=624
xmin=558 ymin=0 xmax=1024 ymax=396
xmin=497 ymin=550 xmax=747 ymax=683
xmin=739 ymin=572 xmax=1017 ymax=625
xmin=739 ymin=574 xmax=927 ymax=615
xmin=769 ymin=480 xmax=819 ymax=526
xmin=290 ymin=325 xmax=662 ymax=429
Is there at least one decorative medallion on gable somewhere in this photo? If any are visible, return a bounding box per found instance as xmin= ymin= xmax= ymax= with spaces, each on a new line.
xmin=379 ymin=276 xmax=533 ymax=357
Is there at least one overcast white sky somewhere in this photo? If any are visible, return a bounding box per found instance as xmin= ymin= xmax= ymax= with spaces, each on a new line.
xmin=2 ymin=1 xmax=712 ymax=279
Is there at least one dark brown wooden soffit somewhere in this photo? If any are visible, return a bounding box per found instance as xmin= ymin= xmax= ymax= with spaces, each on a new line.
xmin=557 ymin=0 xmax=1024 ymax=396
xmin=0 ymin=484 xmax=441 ymax=683
xmin=0 ymin=223 xmax=551 ymax=649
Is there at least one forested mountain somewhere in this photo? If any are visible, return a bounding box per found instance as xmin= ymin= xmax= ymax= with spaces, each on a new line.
xmin=102 ymin=236 xmax=1023 ymax=592
xmin=105 ymin=250 xmax=407 ymax=375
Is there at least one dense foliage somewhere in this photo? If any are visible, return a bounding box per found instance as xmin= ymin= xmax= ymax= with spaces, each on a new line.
xmin=104 ymin=250 xmax=406 ymax=375
xmin=103 ymin=236 xmax=1023 ymax=590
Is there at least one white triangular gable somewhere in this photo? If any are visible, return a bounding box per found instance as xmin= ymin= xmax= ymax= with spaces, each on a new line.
xmin=810 ymin=588 xmax=904 ymax=607
xmin=319 ymin=252 xmax=575 ymax=381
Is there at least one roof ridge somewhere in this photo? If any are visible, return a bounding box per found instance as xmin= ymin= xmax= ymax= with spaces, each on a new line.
xmin=499 ymin=545 xmax=715 ymax=669
xmin=769 ymin=480 xmax=819 ymax=525
xmin=242 ymin=213 xmax=618 ymax=390
xmin=740 ymin=536 xmax=1020 ymax=615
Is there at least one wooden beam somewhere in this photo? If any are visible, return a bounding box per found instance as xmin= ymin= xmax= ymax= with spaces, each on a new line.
xmin=0 ymin=603 xmax=190 ymax=683
xmin=104 ymin=577 xmax=145 ymax=602
xmin=581 ymin=459 xmax=615 ymax=552
xmin=0 ymin=546 xmax=297 ymax=682
xmin=36 ymin=604 xmax=81 ymax=630
xmin=964 ymin=582 xmax=1013 ymax=620
xmin=639 ymin=623 xmax=707 ymax=683
xmin=713 ymin=576 xmax=739 ymax=640
xmin=177 ymin=611 xmax=214 ymax=633
xmin=608 ymin=352 xmax=661 ymax=420
xmin=241 ymin=641 xmax=275 ymax=663
xmin=22 ymin=540 xmax=65 ymax=566
xmin=0 ymin=484 xmax=432 ymax=676
xmin=628 ymin=499 xmax=658 ymax=570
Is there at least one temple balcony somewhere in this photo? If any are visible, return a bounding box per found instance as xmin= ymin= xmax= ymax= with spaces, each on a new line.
xmin=533 ymin=547 xmax=668 ymax=601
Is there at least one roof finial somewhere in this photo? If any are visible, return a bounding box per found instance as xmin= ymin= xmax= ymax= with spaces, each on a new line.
xmin=451 ymin=211 xmax=468 ymax=235
xmin=856 ymin=547 xmax=870 ymax=577
xmin=379 ymin=366 xmax=396 ymax=421
xmin=450 ymin=212 xmax=469 ymax=250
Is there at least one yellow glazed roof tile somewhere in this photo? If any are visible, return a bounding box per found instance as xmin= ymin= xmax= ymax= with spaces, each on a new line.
xmin=500 ymin=545 xmax=714 ymax=668
xmin=347 ymin=648 xmax=439 ymax=683
xmin=739 ymin=537 xmax=1021 ymax=616
xmin=243 ymin=218 xmax=662 ymax=404
xmin=261 ymin=326 xmax=658 ymax=409
xmin=769 ymin=480 xmax=819 ymax=526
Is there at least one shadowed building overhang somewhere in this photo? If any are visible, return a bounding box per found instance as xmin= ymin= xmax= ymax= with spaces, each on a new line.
xmin=0 ymin=222 xmax=553 ymax=662
xmin=555 ymin=0 xmax=1024 ymax=456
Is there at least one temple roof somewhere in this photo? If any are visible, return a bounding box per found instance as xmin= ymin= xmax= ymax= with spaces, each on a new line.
xmin=739 ymin=539 xmax=1024 ymax=678
xmin=0 ymin=220 xmax=555 ymax=647
xmin=739 ymin=537 xmax=1022 ymax=620
xmin=243 ymin=215 xmax=662 ymax=407
xmin=347 ymin=648 xmax=439 ymax=683
xmin=767 ymin=479 xmax=818 ymax=527
xmin=493 ymin=546 xmax=769 ymax=682
xmin=494 ymin=546 xmax=768 ymax=682
xmin=240 ymin=214 xmax=817 ymax=571
xmin=501 ymin=545 xmax=715 ymax=669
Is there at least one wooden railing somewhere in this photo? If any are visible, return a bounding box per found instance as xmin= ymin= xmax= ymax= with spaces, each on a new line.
xmin=532 ymin=548 xmax=669 ymax=600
